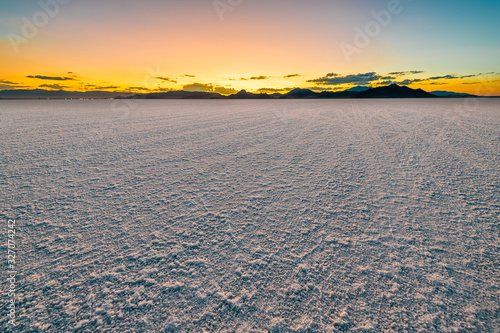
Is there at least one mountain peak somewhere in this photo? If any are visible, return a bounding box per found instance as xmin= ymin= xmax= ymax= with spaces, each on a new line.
xmin=284 ymin=88 xmax=316 ymax=98
xmin=354 ymin=84 xmax=437 ymax=98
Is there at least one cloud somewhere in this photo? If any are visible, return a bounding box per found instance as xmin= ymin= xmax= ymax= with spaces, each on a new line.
xmin=379 ymin=72 xmax=482 ymax=86
xmin=126 ymin=86 xmax=151 ymax=91
xmin=183 ymin=74 xmax=195 ymax=77
xmin=154 ymin=87 xmax=171 ymax=92
xmin=214 ymin=86 xmax=237 ymax=95
xmin=305 ymin=70 xmax=485 ymax=88
xmin=378 ymin=78 xmax=423 ymax=85
xmin=427 ymin=75 xmax=459 ymax=80
xmin=389 ymin=71 xmax=424 ymax=76
xmin=1 ymin=84 xmax=28 ymax=89
xmin=182 ymin=82 xmax=236 ymax=95
xmin=82 ymin=84 xmax=119 ymax=91
xmin=284 ymin=74 xmax=300 ymax=78
xmin=39 ymin=84 xmax=67 ymax=90
xmin=308 ymin=72 xmax=382 ymax=85
xmin=257 ymin=87 xmax=293 ymax=93
xmin=306 ymin=86 xmax=339 ymax=92
xmin=250 ymin=76 xmax=269 ymax=80
xmin=240 ymin=76 xmax=270 ymax=80
xmin=66 ymin=72 xmax=80 ymax=79
xmin=387 ymin=73 xmax=480 ymax=85
xmin=94 ymin=85 xmax=119 ymax=90
xmin=257 ymin=88 xmax=282 ymax=93
xmin=307 ymin=71 xmax=483 ymax=88
xmin=0 ymin=80 xmax=24 ymax=89
xmin=183 ymin=83 xmax=213 ymax=92
xmin=155 ymin=77 xmax=177 ymax=83
xmin=427 ymin=74 xmax=478 ymax=80
xmin=27 ymin=75 xmax=76 ymax=81
xmin=0 ymin=80 xmax=17 ymax=84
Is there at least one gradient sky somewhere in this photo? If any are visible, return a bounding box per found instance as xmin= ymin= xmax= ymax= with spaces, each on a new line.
xmin=1 ymin=0 xmax=499 ymax=95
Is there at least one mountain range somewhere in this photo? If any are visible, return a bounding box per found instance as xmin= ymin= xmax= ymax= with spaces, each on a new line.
xmin=0 ymin=84 xmax=480 ymax=99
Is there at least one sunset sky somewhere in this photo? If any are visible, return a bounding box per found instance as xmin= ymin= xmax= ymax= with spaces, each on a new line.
xmin=1 ymin=0 xmax=499 ymax=95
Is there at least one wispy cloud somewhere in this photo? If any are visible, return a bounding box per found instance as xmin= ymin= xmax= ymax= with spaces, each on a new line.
xmin=155 ymin=77 xmax=177 ymax=83
xmin=153 ymin=87 xmax=171 ymax=92
xmin=94 ymin=85 xmax=119 ymax=90
xmin=389 ymin=71 xmax=424 ymax=76
xmin=27 ymin=75 xmax=76 ymax=81
xmin=126 ymin=86 xmax=151 ymax=91
xmin=1 ymin=84 xmax=29 ymax=89
xmin=381 ymin=73 xmax=482 ymax=86
xmin=183 ymin=83 xmax=213 ymax=92
xmin=284 ymin=74 xmax=300 ymax=78
xmin=182 ymin=82 xmax=237 ymax=95
xmin=308 ymin=72 xmax=382 ymax=85
xmin=306 ymin=86 xmax=341 ymax=92
xmin=240 ymin=76 xmax=270 ymax=80
xmin=427 ymin=74 xmax=478 ymax=80
xmin=214 ymin=86 xmax=237 ymax=95
xmin=257 ymin=87 xmax=293 ymax=93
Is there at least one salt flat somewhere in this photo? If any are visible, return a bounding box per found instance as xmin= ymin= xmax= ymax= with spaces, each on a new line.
xmin=1 ymin=99 xmax=499 ymax=332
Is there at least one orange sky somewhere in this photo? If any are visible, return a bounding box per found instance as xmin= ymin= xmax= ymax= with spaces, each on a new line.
xmin=1 ymin=0 xmax=499 ymax=95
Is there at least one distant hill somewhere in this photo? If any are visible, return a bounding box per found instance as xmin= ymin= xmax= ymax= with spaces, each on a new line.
xmin=345 ymin=86 xmax=371 ymax=92
xmin=1 ymin=85 xmax=482 ymax=100
xmin=227 ymin=90 xmax=274 ymax=99
xmin=282 ymin=88 xmax=317 ymax=99
xmin=282 ymin=85 xmax=437 ymax=99
xmin=354 ymin=84 xmax=437 ymax=98
xmin=430 ymin=90 xmax=475 ymax=97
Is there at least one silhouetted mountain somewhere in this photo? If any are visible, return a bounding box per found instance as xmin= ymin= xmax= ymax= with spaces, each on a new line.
xmin=282 ymin=88 xmax=317 ymax=98
xmin=317 ymin=90 xmax=359 ymax=98
xmin=227 ymin=90 xmax=273 ymax=99
xmin=430 ymin=90 xmax=475 ymax=97
xmin=2 ymin=85 xmax=482 ymax=100
xmin=354 ymin=84 xmax=437 ymax=98
xmin=282 ymin=88 xmax=360 ymax=99
xmin=345 ymin=86 xmax=371 ymax=92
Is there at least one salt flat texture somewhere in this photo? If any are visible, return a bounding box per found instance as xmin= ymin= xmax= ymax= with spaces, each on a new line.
xmin=1 ymin=99 xmax=499 ymax=332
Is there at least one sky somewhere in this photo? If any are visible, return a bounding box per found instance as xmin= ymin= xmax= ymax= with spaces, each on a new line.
xmin=1 ymin=0 xmax=499 ymax=95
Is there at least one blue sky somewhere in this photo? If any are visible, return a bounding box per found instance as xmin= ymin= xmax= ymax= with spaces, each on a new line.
xmin=1 ymin=0 xmax=499 ymax=94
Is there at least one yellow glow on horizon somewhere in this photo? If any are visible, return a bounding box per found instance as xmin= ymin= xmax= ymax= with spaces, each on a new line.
xmin=1 ymin=32 xmax=499 ymax=97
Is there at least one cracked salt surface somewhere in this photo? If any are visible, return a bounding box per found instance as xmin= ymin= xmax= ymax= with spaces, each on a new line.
xmin=1 ymin=99 xmax=499 ymax=332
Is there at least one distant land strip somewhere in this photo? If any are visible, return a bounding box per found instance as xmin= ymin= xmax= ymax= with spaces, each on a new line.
xmin=2 ymin=84 xmax=498 ymax=100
